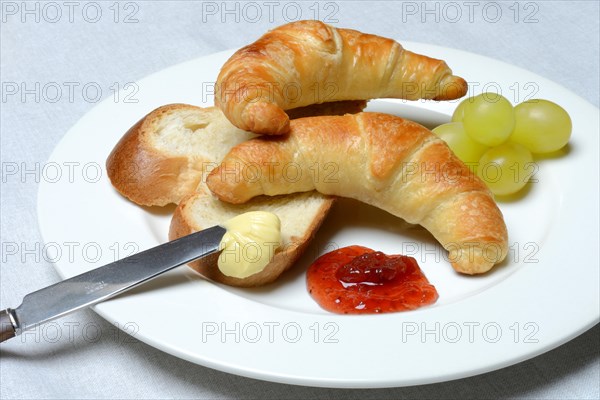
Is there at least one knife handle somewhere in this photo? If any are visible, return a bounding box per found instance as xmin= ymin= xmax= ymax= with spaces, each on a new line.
xmin=0 ymin=308 xmax=17 ymax=343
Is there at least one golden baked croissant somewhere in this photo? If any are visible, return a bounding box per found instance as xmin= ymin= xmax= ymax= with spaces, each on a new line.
xmin=106 ymin=101 xmax=366 ymax=206
xmin=215 ymin=20 xmax=468 ymax=135
xmin=206 ymin=112 xmax=508 ymax=274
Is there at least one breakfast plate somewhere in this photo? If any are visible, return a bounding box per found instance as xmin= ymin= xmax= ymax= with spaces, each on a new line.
xmin=37 ymin=43 xmax=599 ymax=388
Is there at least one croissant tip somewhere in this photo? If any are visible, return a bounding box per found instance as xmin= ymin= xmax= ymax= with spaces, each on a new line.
xmin=244 ymin=102 xmax=290 ymax=135
xmin=449 ymin=241 xmax=507 ymax=274
xmin=434 ymin=76 xmax=468 ymax=101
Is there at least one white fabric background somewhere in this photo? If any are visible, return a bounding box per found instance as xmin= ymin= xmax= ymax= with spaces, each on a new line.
xmin=1 ymin=0 xmax=598 ymax=398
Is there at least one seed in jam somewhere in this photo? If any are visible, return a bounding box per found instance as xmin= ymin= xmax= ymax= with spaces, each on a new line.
xmin=307 ymin=245 xmax=438 ymax=314
xmin=336 ymin=251 xmax=398 ymax=285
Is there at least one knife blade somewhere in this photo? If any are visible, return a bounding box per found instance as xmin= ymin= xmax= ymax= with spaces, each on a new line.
xmin=0 ymin=225 xmax=226 ymax=343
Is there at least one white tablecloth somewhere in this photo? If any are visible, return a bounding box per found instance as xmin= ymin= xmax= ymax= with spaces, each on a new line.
xmin=1 ymin=1 xmax=598 ymax=398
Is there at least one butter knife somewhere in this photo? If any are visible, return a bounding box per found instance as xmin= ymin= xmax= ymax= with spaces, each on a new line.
xmin=0 ymin=225 xmax=226 ymax=343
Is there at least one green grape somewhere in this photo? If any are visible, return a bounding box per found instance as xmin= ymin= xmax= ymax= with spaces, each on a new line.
xmin=463 ymin=93 xmax=515 ymax=147
xmin=477 ymin=143 xmax=534 ymax=196
xmin=451 ymin=98 xmax=469 ymax=122
xmin=509 ymin=99 xmax=572 ymax=153
xmin=432 ymin=122 xmax=489 ymax=164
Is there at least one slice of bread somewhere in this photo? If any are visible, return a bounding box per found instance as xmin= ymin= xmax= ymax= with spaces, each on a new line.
xmin=106 ymin=101 xmax=366 ymax=207
xmin=169 ymin=190 xmax=333 ymax=287
xmin=106 ymin=104 xmax=255 ymax=206
xmin=106 ymin=102 xmax=358 ymax=286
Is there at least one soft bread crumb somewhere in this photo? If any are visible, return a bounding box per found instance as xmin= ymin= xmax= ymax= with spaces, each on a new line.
xmin=149 ymin=107 xmax=256 ymax=159
xmin=170 ymin=190 xmax=334 ymax=287
xmin=185 ymin=191 xmax=328 ymax=248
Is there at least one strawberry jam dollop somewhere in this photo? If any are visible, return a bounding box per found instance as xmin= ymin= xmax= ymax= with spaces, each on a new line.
xmin=307 ymin=246 xmax=438 ymax=314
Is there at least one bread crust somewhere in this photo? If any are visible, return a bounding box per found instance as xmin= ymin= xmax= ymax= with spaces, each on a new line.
xmin=106 ymin=104 xmax=208 ymax=206
xmin=206 ymin=112 xmax=508 ymax=274
xmin=168 ymin=193 xmax=334 ymax=287
xmin=215 ymin=20 xmax=467 ymax=135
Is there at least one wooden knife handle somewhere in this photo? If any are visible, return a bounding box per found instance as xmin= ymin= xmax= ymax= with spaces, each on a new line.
xmin=0 ymin=309 xmax=17 ymax=343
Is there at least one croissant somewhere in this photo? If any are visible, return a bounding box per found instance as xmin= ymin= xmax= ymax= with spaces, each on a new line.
xmin=215 ymin=20 xmax=468 ymax=135
xmin=206 ymin=112 xmax=508 ymax=274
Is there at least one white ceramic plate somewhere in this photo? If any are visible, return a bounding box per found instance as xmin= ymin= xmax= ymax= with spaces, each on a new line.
xmin=37 ymin=43 xmax=599 ymax=388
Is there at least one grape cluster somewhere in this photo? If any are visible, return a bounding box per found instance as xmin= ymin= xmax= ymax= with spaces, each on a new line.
xmin=433 ymin=93 xmax=572 ymax=196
